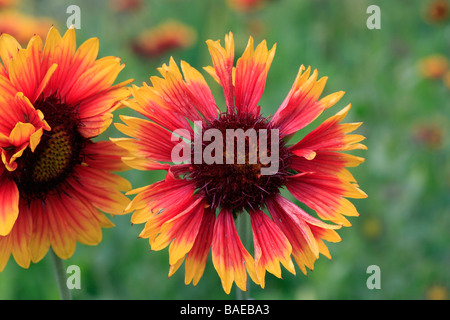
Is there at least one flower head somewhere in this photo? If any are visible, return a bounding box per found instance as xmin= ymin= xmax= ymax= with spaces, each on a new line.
xmin=418 ymin=54 xmax=449 ymax=79
xmin=227 ymin=0 xmax=268 ymax=12
xmin=0 ymin=0 xmax=18 ymax=9
xmin=110 ymin=0 xmax=144 ymax=12
xmin=0 ymin=26 xmax=132 ymax=271
xmin=132 ymin=21 xmax=196 ymax=59
xmin=115 ymin=32 xmax=367 ymax=293
xmin=424 ymin=0 xmax=449 ymax=23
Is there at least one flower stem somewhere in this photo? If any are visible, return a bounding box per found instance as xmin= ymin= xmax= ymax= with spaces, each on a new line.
xmin=236 ymin=213 xmax=251 ymax=300
xmin=50 ymin=249 xmax=72 ymax=300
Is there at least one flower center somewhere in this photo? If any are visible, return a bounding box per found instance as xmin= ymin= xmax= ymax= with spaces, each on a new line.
xmin=11 ymin=95 xmax=86 ymax=201
xmin=189 ymin=112 xmax=290 ymax=213
xmin=31 ymin=125 xmax=75 ymax=183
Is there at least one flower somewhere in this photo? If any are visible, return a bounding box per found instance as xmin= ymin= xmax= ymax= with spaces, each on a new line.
xmin=412 ymin=122 xmax=444 ymax=150
xmin=418 ymin=54 xmax=449 ymax=79
xmin=424 ymin=0 xmax=449 ymax=23
xmin=109 ymin=0 xmax=143 ymax=12
xmin=114 ymin=32 xmax=367 ymax=293
xmin=132 ymin=21 xmax=196 ymax=59
xmin=227 ymin=0 xmax=268 ymax=12
xmin=426 ymin=284 xmax=448 ymax=300
xmin=0 ymin=26 xmax=133 ymax=271
xmin=0 ymin=0 xmax=18 ymax=9
xmin=443 ymin=70 xmax=450 ymax=88
xmin=0 ymin=10 xmax=56 ymax=45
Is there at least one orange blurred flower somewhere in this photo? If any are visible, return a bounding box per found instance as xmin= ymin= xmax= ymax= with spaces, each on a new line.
xmin=0 ymin=11 xmax=56 ymax=45
xmin=426 ymin=285 xmax=448 ymax=300
xmin=227 ymin=0 xmax=268 ymax=12
xmin=132 ymin=21 xmax=196 ymax=58
xmin=443 ymin=70 xmax=450 ymax=88
xmin=425 ymin=0 xmax=449 ymax=23
xmin=418 ymin=54 xmax=449 ymax=79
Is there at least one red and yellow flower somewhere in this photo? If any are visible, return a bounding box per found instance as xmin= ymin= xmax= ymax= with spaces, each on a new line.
xmin=114 ymin=32 xmax=367 ymax=294
xmin=0 ymin=26 xmax=132 ymax=271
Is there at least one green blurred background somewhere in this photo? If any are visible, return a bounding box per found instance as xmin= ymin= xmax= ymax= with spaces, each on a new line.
xmin=0 ymin=0 xmax=448 ymax=300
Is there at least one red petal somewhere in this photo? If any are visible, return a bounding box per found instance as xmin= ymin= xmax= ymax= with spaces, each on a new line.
xmin=250 ymin=209 xmax=295 ymax=288
xmin=211 ymin=209 xmax=258 ymax=294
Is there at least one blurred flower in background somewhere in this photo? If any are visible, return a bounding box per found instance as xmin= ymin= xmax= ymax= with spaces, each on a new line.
xmin=227 ymin=0 xmax=268 ymax=12
xmin=131 ymin=21 xmax=197 ymax=59
xmin=424 ymin=0 xmax=449 ymax=23
xmin=426 ymin=284 xmax=448 ymax=300
xmin=412 ymin=122 xmax=445 ymax=150
xmin=361 ymin=215 xmax=383 ymax=241
xmin=0 ymin=0 xmax=18 ymax=9
xmin=0 ymin=10 xmax=56 ymax=44
xmin=109 ymin=0 xmax=143 ymax=12
xmin=417 ymin=54 xmax=449 ymax=80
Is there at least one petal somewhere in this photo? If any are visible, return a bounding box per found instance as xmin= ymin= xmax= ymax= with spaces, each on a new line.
xmin=290 ymin=151 xmax=365 ymax=183
xmin=211 ymin=209 xmax=259 ymax=294
xmin=126 ymin=84 xmax=193 ymax=134
xmin=76 ymin=80 xmax=132 ymax=138
xmin=152 ymin=198 xmax=204 ymax=265
xmin=120 ymin=157 xmax=171 ymax=171
xmin=266 ymin=195 xmax=341 ymax=274
xmin=0 ymin=92 xmax=50 ymax=137
xmin=180 ymin=60 xmax=219 ymax=120
xmin=0 ymin=75 xmax=16 ymax=103
xmin=113 ymin=115 xmax=187 ymax=163
xmin=234 ymin=37 xmax=276 ymax=115
xmin=250 ymin=209 xmax=295 ymax=288
xmin=52 ymin=192 xmax=103 ymax=246
xmin=67 ymin=166 xmax=130 ymax=215
xmin=0 ymin=233 xmax=12 ymax=271
xmin=83 ymin=140 xmax=131 ymax=172
xmin=287 ymin=172 xmax=367 ymax=226
xmin=151 ymin=58 xmax=208 ymax=122
xmin=205 ymin=32 xmax=235 ymax=111
xmin=10 ymin=204 xmax=33 ymax=269
xmin=291 ymin=104 xmax=367 ymax=152
xmin=45 ymin=196 xmax=77 ymax=259
xmin=8 ymin=35 xmax=57 ymax=103
xmin=184 ymin=208 xmax=216 ymax=286
xmin=271 ymin=65 xmax=345 ymax=136
xmin=64 ymin=56 xmax=125 ymax=105
xmin=0 ymin=174 xmax=19 ymax=236
xmin=8 ymin=122 xmax=36 ymax=147
xmin=127 ymin=172 xmax=195 ymax=225
xmin=0 ymin=33 xmax=21 ymax=75
xmin=29 ymin=200 xmax=51 ymax=263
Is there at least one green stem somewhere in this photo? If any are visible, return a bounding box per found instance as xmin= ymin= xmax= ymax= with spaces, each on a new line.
xmin=50 ymin=249 xmax=72 ymax=300
xmin=236 ymin=213 xmax=251 ymax=300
